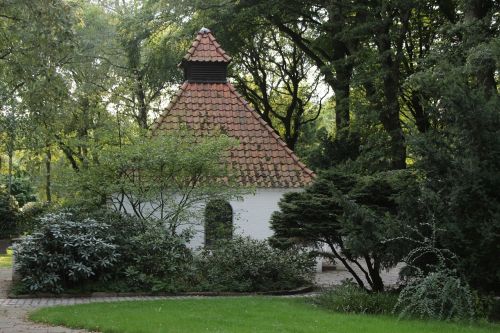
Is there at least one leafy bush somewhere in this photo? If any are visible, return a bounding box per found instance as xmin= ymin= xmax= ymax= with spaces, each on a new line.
xmin=67 ymin=208 xmax=194 ymax=292
xmin=13 ymin=208 xmax=316 ymax=294
xmin=194 ymin=236 xmax=315 ymax=292
xmin=313 ymin=281 xmax=398 ymax=315
xmin=74 ymin=132 xmax=239 ymax=235
xmin=0 ymin=176 xmax=37 ymax=207
xmin=13 ymin=211 xmax=118 ymax=293
xmin=17 ymin=201 xmax=51 ymax=235
xmin=394 ymin=268 xmax=476 ymax=321
xmin=270 ymin=169 xmax=411 ymax=291
xmin=0 ymin=187 xmax=19 ymax=239
xmin=111 ymin=216 xmax=193 ymax=292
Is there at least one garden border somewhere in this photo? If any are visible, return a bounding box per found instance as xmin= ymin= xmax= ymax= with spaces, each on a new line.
xmin=8 ymin=285 xmax=314 ymax=299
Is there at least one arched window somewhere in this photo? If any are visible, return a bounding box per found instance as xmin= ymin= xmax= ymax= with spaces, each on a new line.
xmin=205 ymin=199 xmax=233 ymax=247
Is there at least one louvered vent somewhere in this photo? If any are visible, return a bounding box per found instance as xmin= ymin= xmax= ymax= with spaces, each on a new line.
xmin=185 ymin=63 xmax=227 ymax=82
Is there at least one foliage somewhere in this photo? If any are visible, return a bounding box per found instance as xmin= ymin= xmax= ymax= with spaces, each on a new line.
xmin=17 ymin=201 xmax=51 ymax=235
xmin=104 ymin=212 xmax=193 ymax=292
xmin=0 ymin=186 xmax=20 ymax=239
xmin=0 ymin=175 xmax=37 ymax=207
xmin=13 ymin=211 xmax=118 ymax=293
xmin=46 ymin=208 xmax=194 ymax=293
xmin=29 ymin=298 xmax=500 ymax=333
xmin=111 ymin=0 xmax=185 ymax=129
xmin=391 ymin=213 xmax=486 ymax=322
xmin=313 ymin=281 xmax=398 ymax=315
xmin=73 ymin=131 xmax=239 ymax=234
xmin=304 ymin=129 xmax=361 ymax=170
xmin=270 ymin=169 xmax=412 ymax=291
xmin=194 ymin=236 xmax=315 ymax=292
xmin=404 ymin=88 xmax=500 ymax=292
xmin=394 ymin=268 xmax=476 ymax=321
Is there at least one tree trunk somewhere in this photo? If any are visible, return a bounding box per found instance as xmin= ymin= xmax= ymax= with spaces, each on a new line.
xmin=332 ymin=64 xmax=352 ymax=137
xmin=327 ymin=4 xmax=353 ymax=136
xmin=365 ymin=255 xmax=384 ymax=292
xmin=410 ymin=90 xmax=430 ymax=133
xmin=325 ymin=241 xmax=369 ymax=291
xmin=79 ymin=97 xmax=90 ymax=169
xmin=463 ymin=0 xmax=497 ymax=98
xmin=6 ymin=114 xmax=15 ymax=196
xmin=45 ymin=145 xmax=52 ymax=203
xmin=375 ymin=17 xmax=406 ymax=169
xmin=135 ymin=72 xmax=148 ymax=129
xmin=7 ymin=148 xmax=13 ymax=196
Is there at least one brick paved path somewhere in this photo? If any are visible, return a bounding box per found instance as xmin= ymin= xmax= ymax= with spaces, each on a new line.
xmin=0 ymin=268 xmax=89 ymax=332
xmin=1 ymin=268 xmax=197 ymax=332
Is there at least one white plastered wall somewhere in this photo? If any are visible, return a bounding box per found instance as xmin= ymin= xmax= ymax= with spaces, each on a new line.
xmin=188 ymin=188 xmax=299 ymax=249
xmin=116 ymin=188 xmax=297 ymax=248
xmin=117 ymin=187 xmax=323 ymax=271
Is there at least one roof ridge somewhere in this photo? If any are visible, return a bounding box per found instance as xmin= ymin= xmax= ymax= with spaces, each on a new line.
xmin=151 ymin=82 xmax=189 ymax=133
xmin=225 ymin=83 xmax=315 ymax=178
xmin=182 ymin=29 xmax=231 ymax=63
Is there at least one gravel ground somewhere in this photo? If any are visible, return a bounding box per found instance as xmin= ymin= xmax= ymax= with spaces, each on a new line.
xmin=315 ymin=261 xmax=403 ymax=288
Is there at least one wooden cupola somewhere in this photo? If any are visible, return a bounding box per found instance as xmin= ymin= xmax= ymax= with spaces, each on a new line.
xmin=180 ymin=27 xmax=231 ymax=83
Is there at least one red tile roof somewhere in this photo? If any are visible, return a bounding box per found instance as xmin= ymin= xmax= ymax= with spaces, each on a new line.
xmin=153 ymin=82 xmax=315 ymax=188
xmin=182 ymin=28 xmax=231 ymax=63
xmin=153 ymin=28 xmax=314 ymax=188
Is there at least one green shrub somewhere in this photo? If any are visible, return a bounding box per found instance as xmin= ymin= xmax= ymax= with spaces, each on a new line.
xmin=194 ymin=236 xmax=315 ymax=292
xmin=114 ymin=219 xmax=193 ymax=292
xmin=313 ymin=281 xmax=398 ymax=315
xmin=0 ymin=176 xmax=37 ymax=207
xmin=0 ymin=187 xmax=19 ymax=239
xmin=270 ymin=170 xmax=411 ymax=292
xmin=490 ymin=298 xmax=500 ymax=322
xmin=394 ymin=268 xmax=476 ymax=321
xmin=13 ymin=207 xmax=316 ymax=294
xmin=70 ymin=208 xmax=194 ymax=292
xmin=17 ymin=201 xmax=51 ymax=235
xmin=13 ymin=211 xmax=119 ymax=293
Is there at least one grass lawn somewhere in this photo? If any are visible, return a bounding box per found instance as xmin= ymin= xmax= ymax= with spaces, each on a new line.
xmin=0 ymin=248 xmax=12 ymax=268
xmin=30 ymin=297 xmax=500 ymax=333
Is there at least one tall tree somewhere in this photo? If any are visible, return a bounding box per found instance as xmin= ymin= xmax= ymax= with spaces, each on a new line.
xmin=227 ymin=27 xmax=328 ymax=150
xmin=0 ymin=0 xmax=78 ymax=201
xmin=401 ymin=0 xmax=499 ymax=292
xmin=100 ymin=0 xmax=183 ymax=130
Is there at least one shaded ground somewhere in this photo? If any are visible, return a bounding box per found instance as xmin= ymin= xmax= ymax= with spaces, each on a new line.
xmin=0 ymin=268 xmax=88 ymax=333
xmin=315 ymin=261 xmax=403 ymax=289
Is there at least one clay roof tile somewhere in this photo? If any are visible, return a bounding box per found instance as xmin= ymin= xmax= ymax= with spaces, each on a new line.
xmin=181 ymin=28 xmax=231 ymax=64
xmin=153 ymin=29 xmax=315 ymax=188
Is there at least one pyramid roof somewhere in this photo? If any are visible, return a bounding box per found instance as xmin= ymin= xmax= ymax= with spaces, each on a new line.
xmin=181 ymin=27 xmax=231 ymax=63
xmin=153 ymin=29 xmax=314 ymax=188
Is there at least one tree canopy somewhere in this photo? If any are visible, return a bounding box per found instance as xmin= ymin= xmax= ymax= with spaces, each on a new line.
xmin=0 ymin=0 xmax=498 ymax=292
